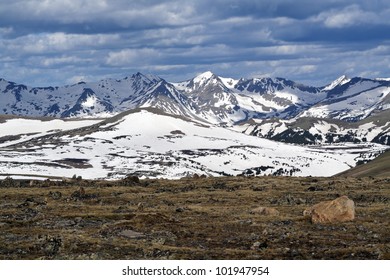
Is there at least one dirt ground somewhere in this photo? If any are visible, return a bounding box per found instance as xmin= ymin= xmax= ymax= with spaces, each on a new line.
xmin=0 ymin=176 xmax=389 ymax=260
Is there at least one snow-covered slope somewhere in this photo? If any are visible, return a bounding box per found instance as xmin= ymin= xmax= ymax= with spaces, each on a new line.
xmin=0 ymin=116 xmax=100 ymax=148
xmin=238 ymin=109 xmax=390 ymax=146
xmin=300 ymin=77 xmax=390 ymax=121
xmin=323 ymin=75 xmax=351 ymax=91
xmin=0 ymin=108 xmax=386 ymax=179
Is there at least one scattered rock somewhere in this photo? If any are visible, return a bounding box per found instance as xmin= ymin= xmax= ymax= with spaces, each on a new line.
xmin=37 ymin=235 xmax=62 ymax=256
xmin=250 ymin=206 xmax=279 ymax=216
xmin=175 ymin=207 xmax=190 ymax=213
xmin=70 ymin=187 xmax=98 ymax=200
xmin=151 ymin=231 xmax=177 ymax=245
xmin=251 ymin=241 xmax=268 ymax=250
xmin=307 ymin=186 xmax=324 ymax=192
xmin=304 ymin=196 xmax=355 ymax=224
xmin=112 ymin=206 xmax=131 ymax=213
xmin=71 ymin=187 xmax=85 ymax=199
xmin=119 ymin=229 xmax=145 ymax=239
xmin=18 ymin=197 xmax=47 ymax=208
xmin=237 ymin=219 xmax=252 ymax=225
xmin=0 ymin=177 xmax=19 ymax=188
xmin=137 ymin=202 xmax=144 ymax=211
xmin=48 ymin=191 xmax=62 ymax=200
xmin=123 ymin=175 xmax=140 ymax=185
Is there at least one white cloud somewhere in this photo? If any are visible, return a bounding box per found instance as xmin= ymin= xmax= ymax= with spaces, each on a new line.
xmin=312 ymin=4 xmax=390 ymax=28
xmin=40 ymin=56 xmax=88 ymax=67
xmin=106 ymin=48 xmax=160 ymax=66
xmin=5 ymin=32 xmax=120 ymax=54
xmin=1 ymin=0 xmax=390 ymax=87
xmin=0 ymin=27 xmax=13 ymax=36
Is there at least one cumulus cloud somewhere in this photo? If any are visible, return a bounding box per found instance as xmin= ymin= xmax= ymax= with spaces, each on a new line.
xmin=0 ymin=0 xmax=389 ymax=86
xmin=313 ymin=4 xmax=390 ymax=28
xmin=106 ymin=48 xmax=161 ymax=66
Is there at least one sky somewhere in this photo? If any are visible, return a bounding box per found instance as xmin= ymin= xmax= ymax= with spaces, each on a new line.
xmin=1 ymin=0 xmax=390 ymax=87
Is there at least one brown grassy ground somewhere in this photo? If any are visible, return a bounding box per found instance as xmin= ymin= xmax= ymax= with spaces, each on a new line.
xmin=0 ymin=176 xmax=389 ymax=260
xmin=337 ymin=150 xmax=390 ymax=178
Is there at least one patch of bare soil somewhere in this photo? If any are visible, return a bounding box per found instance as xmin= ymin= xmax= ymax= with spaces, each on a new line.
xmin=0 ymin=176 xmax=389 ymax=260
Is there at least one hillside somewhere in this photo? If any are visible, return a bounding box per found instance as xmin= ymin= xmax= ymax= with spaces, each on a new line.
xmin=336 ymin=150 xmax=390 ymax=178
xmin=0 ymin=108 xmax=386 ymax=179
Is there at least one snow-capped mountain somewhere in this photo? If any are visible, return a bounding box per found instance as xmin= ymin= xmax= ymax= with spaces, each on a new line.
xmin=0 ymin=108 xmax=386 ymax=179
xmin=172 ymin=72 xmax=327 ymax=124
xmin=238 ymin=108 xmax=390 ymax=146
xmin=173 ymin=71 xmax=243 ymax=124
xmin=300 ymin=77 xmax=390 ymax=121
xmin=323 ymin=75 xmax=351 ymax=91
xmin=0 ymin=73 xmax=196 ymax=120
xmin=1 ymin=72 xmax=389 ymax=126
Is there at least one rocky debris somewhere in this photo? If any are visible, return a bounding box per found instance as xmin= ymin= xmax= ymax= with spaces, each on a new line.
xmin=48 ymin=191 xmax=62 ymax=200
xmin=269 ymin=194 xmax=307 ymax=205
xmin=70 ymin=187 xmax=98 ymax=200
xmin=304 ymin=196 xmax=355 ymax=224
xmin=119 ymin=229 xmax=145 ymax=239
xmin=150 ymin=231 xmax=177 ymax=245
xmin=18 ymin=197 xmax=47 ymax=209
xmin=37 ymin=235 xmax=62 ymax=257
xmin=123 ymin=175 xmax=140 ymax=186
xmin=112 ymin=206 xmax=132 ymax=213
xmin=0 ymin=177 xmax=20 ymax=188
xmin=307 ymin=186 xmax=324 ymax=192
xmin=250 ymin=206 xmax=279 ymax=216
xmin=192 ymin=174 xmax=207 ymax=179
xmin=251 ymin=240 xmax=268 ymax=250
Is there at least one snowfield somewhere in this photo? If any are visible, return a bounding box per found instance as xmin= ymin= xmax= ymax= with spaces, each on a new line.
xmin=0 ymin=109 xmax=387 ymax=180
xmin=0 ymin=118 xmax=101 ymax=148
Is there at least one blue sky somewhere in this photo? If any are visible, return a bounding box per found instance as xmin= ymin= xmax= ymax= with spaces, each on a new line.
xmin=1 ymin=0 xmax=390 ymax=86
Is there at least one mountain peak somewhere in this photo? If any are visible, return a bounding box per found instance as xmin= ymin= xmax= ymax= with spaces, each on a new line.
xmin=193 ymin=71 xmax=216 ymax=84
xmin=323 ymin=75 xmax=351 ymax=91
xmin=196 ymin=70 xmax=214 ymax=78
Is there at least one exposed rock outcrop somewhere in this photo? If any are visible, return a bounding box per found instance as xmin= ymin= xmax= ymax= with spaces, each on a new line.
xmin=304 ymin=196 xmax=355 ymax=223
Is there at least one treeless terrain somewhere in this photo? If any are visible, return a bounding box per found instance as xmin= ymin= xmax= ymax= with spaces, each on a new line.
xmin=337 ymin=150 xmax=390 ymax=178
xmin=0 ymin=175 xmax=389 ymax=260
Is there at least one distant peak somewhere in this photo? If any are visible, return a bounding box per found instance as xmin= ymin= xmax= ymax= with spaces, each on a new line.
xmin=323 ymin=75 xmax=351 ymax=91
xmin=131 ymin=72 xmax=145 ymax=78
xmin=130 ymin=72 xmax=161 ymax=83
xmin=195 ymin=71 xmax=215 ymax=80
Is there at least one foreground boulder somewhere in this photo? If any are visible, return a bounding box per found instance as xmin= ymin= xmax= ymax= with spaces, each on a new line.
xmin=304 ymin=196 xmax=355 ymax=224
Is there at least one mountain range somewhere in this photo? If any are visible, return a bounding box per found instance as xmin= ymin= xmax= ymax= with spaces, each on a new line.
xmin=1 ymin=71 xmax=389 ymax=123
xmin=0 ymin=72 xmax=389 ymax=179
xmin=1 ymin=71 xmax=389 ymax=146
